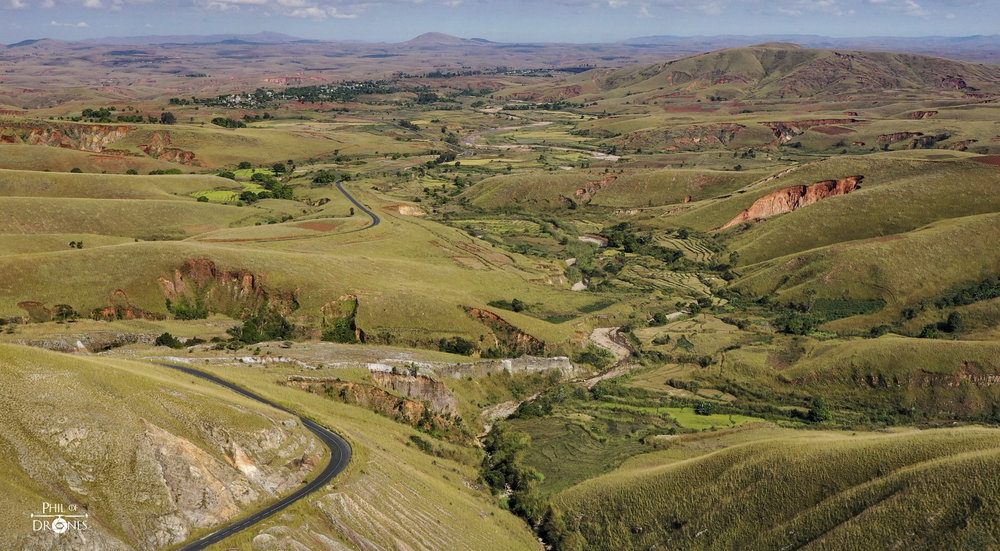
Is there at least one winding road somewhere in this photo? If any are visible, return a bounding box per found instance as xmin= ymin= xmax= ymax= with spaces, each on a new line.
xmin=158 ymin=362 xmax=352 ymax=551
xmin=336 ymin=180 xmax=380 ymax=232
xmin=196 ymin=180 xmax=379 ymax=243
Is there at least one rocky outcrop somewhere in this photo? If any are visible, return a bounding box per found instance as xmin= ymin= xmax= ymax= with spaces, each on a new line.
xmin=158 ymin=259 xmax=298 ymax=319
xmin=139 ymin=132 xmax=197 ymax=164
xmin=574 ymin=176 xmax=617 ymax=202
xmin=951 ymin=139 xmax=979 ymax=151
xmin=718 ymin=175 xmax=863 ymax=230
xmin=909 ymin=110 xmax=938 ymax=119
xmin=878 ymin=131 xmax=923 ymax=144
xmin=283 ymin=376 xmax=464 ymax=441
xmin=941 ymin=75 xmax=974 ymax=91
xmin=386 ymin=204 xmax=426 ymax=216
xmin=467 ymin=307 xmax=545 ymax=356
xmin=439 ymin=355 xmax=584 ymax=379
xmin=91 ymin=290 xmax=165 ymax=321
xmin=761 ymin=119 xmax=857 ymax=142
xmin=0 ymin=122 xmax=129 ymax=152
xmin=369 ymin=370 xmax=458 ymax=414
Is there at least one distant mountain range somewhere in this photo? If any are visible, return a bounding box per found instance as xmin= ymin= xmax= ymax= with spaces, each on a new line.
xmin=8 ymin=31 xmax=1000 ymax=66
xmin=85 ymin=31 xmax=308 ymax=46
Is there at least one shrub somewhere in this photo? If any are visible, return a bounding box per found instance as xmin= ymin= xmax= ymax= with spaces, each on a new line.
xmin=155 ymin=332 xmax=184 ymax=349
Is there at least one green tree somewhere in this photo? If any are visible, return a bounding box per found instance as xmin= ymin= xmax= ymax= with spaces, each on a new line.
xmin=807 ymin=396 xmax=832 ymax=422
xmin=160 ymin=112 xmax=176 ymax=124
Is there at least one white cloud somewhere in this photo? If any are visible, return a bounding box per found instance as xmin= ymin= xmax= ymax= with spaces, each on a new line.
xmin=9 ymin=0 xmax=26 ymax=8
xmin=50 ymin=19 xmax=89 ymax=26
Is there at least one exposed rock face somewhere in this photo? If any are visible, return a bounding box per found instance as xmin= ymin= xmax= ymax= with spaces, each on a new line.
xmin=0 ymin=122 xmax=129 ymax=152
xmin=878 ymin=131 xmax=923 ymax=144
xmin=909 ymin=110 xmax=938 ymax=119
xmin=951 ymin=139 xmax=979 ymax=151
xmin=761 ymin=119 xmax=858 ymax=142
xmin=386 ymin=204 xmax=426 ymax=216
xmin=369 ymin=371 xmax=458 ymax=414
xmin=574 ymin=176 xmax=617 ymax=202
xmin=138 ymin=132 xmax=197 ymax=164
xmin=718 ymin=175 xmax=863 ymax=230
xmin=90 ymin=289 xmax=165 ymax=321
xmin=941 ymin=75 xmax=974 ymax=91
xmin=282 ymin=376 xmax=462 ymax=440
xmin=466 ymin=307 xmax=545 ymax=356
xmin=438 ymin=356 xmax=584 ymax=379
xmin=157 ymin=259 xmax=298 ymax=318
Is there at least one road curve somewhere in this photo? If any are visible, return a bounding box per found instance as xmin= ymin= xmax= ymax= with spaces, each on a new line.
xmin=194 ymin=180 xmax=379 ymax=243
xmin=158 ymin=362 xmax=352 ymax=551
xmin=336 ymin=180 xmax=380 ymax=232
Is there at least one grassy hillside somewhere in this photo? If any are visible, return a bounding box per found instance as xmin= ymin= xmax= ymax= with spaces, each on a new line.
xmin=579 ymin=45 xmax=1000 ymax=101
xmin=0 ymin=344 xmax=322 ymax=550
xmin=732 ymin=212 xmax=1000 ymax=313
xmin=181 ymin=362 xmax=542 ymax=551
xmin=544 ymin=425 xmax=1000 ymax=550
xmin=716 ymin=156 xmax=1000 ymax=265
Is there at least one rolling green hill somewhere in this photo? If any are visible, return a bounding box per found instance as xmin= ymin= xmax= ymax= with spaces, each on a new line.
xmin=543 ymin=426 xmax=1000 ymax=550
xmin=583 ymin=44 xmax=1000 ymax=100
xmin=0 ymin=344 xmax=322 ymax=550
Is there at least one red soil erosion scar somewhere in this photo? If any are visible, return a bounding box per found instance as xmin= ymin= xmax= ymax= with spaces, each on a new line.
xmin=717 ymin=175 xmax=863 ymax=231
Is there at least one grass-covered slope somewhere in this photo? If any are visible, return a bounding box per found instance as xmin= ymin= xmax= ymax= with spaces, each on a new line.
xmin=716 ymin=156 xmax=1000 ymax=265
xmin=585 ymin=44 xmax=1000 ymax=100
xmin=184 ymin=363 xmax=542 ymax=551
xmin=0 ymin=344 xmax=321 ymax=550
xmin=544 ymin=426 xmax=1000 ymax=550
xmin=732 ymin=212 xmax=1000 ymax=311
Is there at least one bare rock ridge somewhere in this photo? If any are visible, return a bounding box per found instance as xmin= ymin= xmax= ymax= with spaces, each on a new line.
xmin=0 ymin=123 xmax=128 ymax=152
xmin=0 ymin=122 xmax=197 ymax=164
xmin=466 ymin=307 xmax=545 ymax=356
xmin=718 ymin=175 xmax=863 ymax=230
xmin=138 ymin=132 xmax=197 ymax=164
xmin=158 ymin=258 xmax=298 ymax=318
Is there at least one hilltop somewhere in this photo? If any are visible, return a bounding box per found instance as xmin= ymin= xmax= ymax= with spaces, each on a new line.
xmin=580 ymin=44 xmax=1000 ymax=99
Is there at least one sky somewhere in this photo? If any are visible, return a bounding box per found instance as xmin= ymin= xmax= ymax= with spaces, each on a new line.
xmin=1 ymin=0 xmax=997 ymax=44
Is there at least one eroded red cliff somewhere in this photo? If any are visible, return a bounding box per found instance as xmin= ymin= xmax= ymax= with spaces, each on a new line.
xmin=718 ymin=175 xmax=863 ymax=230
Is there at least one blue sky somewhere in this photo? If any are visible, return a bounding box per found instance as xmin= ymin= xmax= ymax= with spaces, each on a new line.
xmin=1 ymin=0 xmax=997 ymax=43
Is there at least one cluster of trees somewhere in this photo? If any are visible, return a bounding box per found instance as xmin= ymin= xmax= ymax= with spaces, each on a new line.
xmin=154 ymin=332 xmax=205 ymax=349
xmin=481 ymin=426 xmax=544 ymax=519
xmin=239 ymin=172 xmax=293 ymax=203
xmin=602 ymin=222 xmax=684 ymax=264
xmin=67 ymin=240 xmax=83 ymax=249
xmin=397 ymin=119 xmax=420 ymax=131
xmin=935 ymin=275 xmax=1000 ymax=308
xmin=438 ymin=337 xmax=476 ymax=356
xmin=166 ymin=296 xmax=209 ymax=320
xmin=242 ymin=113 xmax=273 ymax=123
xmin=322 ymin=317 xmax=359 ymax=344
xmin=227 ymin=308 xmax=294 ymax=345
xmin=79 ymin=107 xmax=175 ymax=124
xmin=211 ymin=117 xmax=246 ymax=128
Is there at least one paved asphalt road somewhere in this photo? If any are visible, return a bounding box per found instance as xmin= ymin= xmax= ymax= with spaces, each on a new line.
xmin=158 ymin=362 xmax=352 ymax=551
xmin=336 ymin=180 xmax=380 ymax=232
